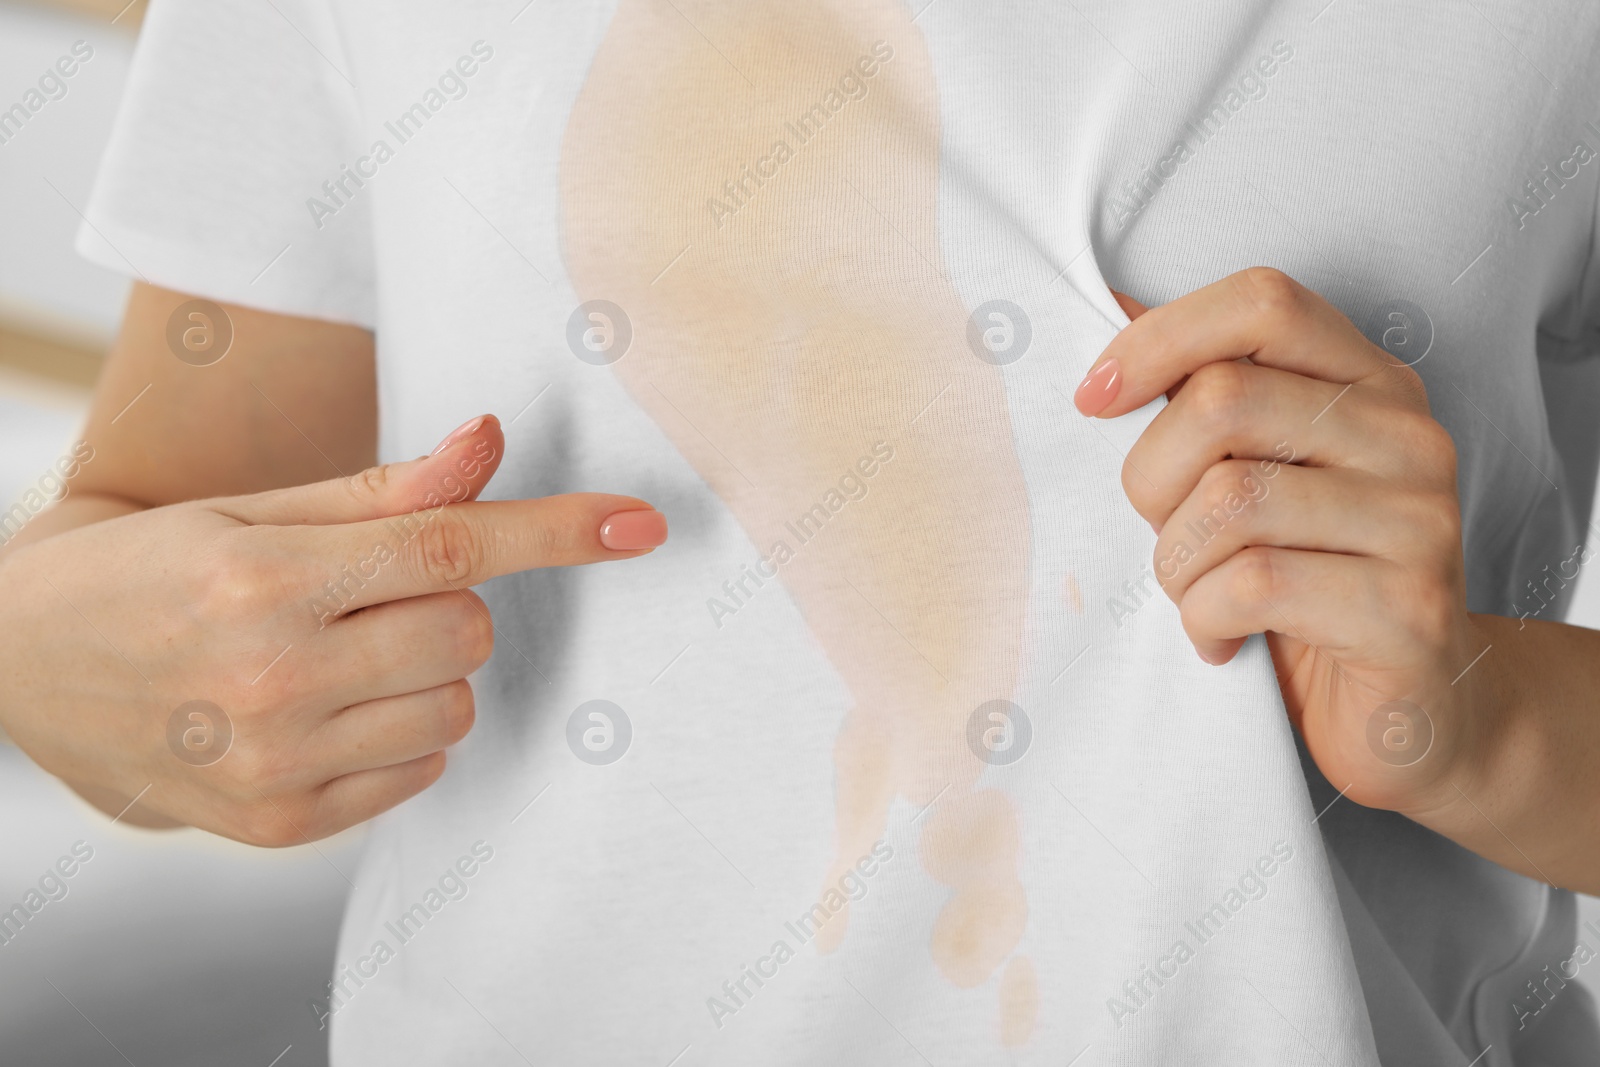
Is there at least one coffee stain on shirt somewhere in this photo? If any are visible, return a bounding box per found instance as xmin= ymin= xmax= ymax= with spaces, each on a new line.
xmin=998 ymin=955 xmax=1040 ymax=1046
xmin=1064 ymin=573 xmax=1084 ymax=614
xmin=561 ymin=0 xmax=1036 ymax=1043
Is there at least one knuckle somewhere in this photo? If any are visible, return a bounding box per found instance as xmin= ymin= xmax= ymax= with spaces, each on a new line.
xmin=412 ymin=751 xmax=449 ymax=792
xmin=1121 ymin=456 xmax=1158 ymax=517
xmin=349 ymin=463 xmax=396 ymax=502
xmin=1184 ymin=361 xmax=1251 ymax=431
xmin=441 ymin=680 xmax=477 ymax=742
xmin=1177 ymin=572 xmax=1223 ymax=636
xmin=1414 ymin=418 xmax=1458 ymax=474
xmin=1385 ymin=411 xmax=1457 ymax=481
xmin=1408 ymin=489 xmax=1462 ymax=551
xmin=446 ymin=595 xmax=496 ymax=669
xmin=1177 ymin=595 xmax=1210 ymax=645
xmin=197 ymin=544 xmax=279 ymax=623
xmin=1382 ymin=361 xmax=1431 ymax=410
xmin=1237 ymin=266 xmax=1304 ymax=322
xmin=1229 ymin=546 xmax=1279 ymax=605
xmin=409 ymin=513 xmax=482 ymax=587
xmin=1197 ymin=460 xmax=1263 ymax=524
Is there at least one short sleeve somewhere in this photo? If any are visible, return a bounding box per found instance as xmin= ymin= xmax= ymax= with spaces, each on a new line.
xmin=77 ymin=0 xmax=375 ymax=327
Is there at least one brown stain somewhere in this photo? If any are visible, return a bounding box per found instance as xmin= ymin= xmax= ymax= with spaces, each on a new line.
xmin=930 ymin=882 xmax=1028 ymax=988
xmin=998 ymin=955 xmax=1040 ymax=1047
xmin=560 ymin=0 xmax=1036 ymax=1039
xmin=1064 ymin=573 xmax=1084 ymax=614
xmin=919 ymin=789 xmax=1020 ymax=889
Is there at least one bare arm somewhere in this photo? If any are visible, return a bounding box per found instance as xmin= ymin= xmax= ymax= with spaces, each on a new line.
xmin=1414 ymin=613 xmax=1600 ymax=892
xmin=3 ymin=282 xmax=378 ymax=825
xmin=7 ymin=280 xmax=377 ymax=551
xmin=0 ymin=282 xmax=663 ymax=845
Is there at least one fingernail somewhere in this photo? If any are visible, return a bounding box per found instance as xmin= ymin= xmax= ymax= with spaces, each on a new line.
xmin=600 ymin=509 xmax=668 ymax=551
xmin=1074 ymin=358 xmax=1122 ymax=417
xmin=1196 ymin=647 xmax=1219 ymax=666
xmin=432 ymin=415 xmax=487 ymax=455
xmin=1149 ymin=521 xmax=1162 ymax=536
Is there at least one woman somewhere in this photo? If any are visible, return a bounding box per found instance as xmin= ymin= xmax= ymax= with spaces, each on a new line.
xmin=4 ymin=0 xmax=1598 ymax=1062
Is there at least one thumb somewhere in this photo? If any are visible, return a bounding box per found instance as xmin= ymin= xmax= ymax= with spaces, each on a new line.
xmin=1109 ymin=289 xmax=1186 ymax=401
xmin=221 ymin=414 xmax=505 ymax=527
xmin=1110 ymin=288 xmax=1151 ymax=321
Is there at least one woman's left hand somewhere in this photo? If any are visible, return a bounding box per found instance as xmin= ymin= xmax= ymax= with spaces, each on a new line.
xmin=1074 ymin=267 xmax=1489 ymax=819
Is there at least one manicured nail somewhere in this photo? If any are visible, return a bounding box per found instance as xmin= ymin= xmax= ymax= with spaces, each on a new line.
xmin=1196 ymin=646 xmax=1219 ymax=666
xmin=1074 ymin=358 xmax=1122 ymax=416
xmin=432 ymin=415 xmax=487 ymax=455
xmin=600 ymin=509 xmax=668 ymax=551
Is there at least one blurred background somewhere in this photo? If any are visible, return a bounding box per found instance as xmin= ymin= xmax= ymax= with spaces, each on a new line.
xmin=0 ymin=1 xmax=1596 ymax=1063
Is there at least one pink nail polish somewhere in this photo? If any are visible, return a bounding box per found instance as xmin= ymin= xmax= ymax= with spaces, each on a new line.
xmin=432 ymin=415 xmax=486 ymax=455
xmin=1074 ymin=358 xmax=1122 ymax=417
xmin=600 ymin=510 xmax=668 ymax=551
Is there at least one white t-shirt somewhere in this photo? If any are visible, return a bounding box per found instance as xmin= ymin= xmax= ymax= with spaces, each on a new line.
xmin=80 ymin=1 xmax=1600 ymax=1064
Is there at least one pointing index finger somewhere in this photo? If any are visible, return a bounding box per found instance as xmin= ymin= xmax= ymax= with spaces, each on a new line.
xmin=289 ymin=493 xmax=666 ymax=621
xmin=1075 ymin=268 xmax=1397 ymax=419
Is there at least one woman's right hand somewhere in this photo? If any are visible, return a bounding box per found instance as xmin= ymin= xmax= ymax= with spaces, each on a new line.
xmin=0 ymin=414 xmax=665 ymax=845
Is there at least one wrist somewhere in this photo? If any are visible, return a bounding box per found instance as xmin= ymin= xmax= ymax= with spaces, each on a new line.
xmin=1403 ymin=614 xmax=1556 ymax=880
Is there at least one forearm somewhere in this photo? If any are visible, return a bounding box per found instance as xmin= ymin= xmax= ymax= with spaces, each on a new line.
xmin=2 ymin=284 xmax=379 ymax=834
xmin=1411 ymin=613 xmax=1600 ymax=893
